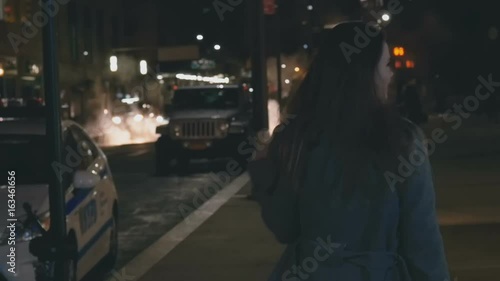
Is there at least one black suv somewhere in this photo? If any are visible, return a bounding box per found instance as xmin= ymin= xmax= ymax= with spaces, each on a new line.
xmin=155 ymin=84 xmax=253 ymax=174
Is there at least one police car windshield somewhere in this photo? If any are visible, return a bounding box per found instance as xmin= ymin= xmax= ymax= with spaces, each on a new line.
xmin=0 ymin=135 xmax=48 ymax=185
xmin=172 ymin=88 xmax=239 ymax=110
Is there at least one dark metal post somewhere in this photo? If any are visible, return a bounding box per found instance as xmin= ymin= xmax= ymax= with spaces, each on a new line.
xmin=251 ymin=0 xmax=269 ymax=132
xmin=42 ymin=0 xmax=67 ymax=280
xmin=275 ymin=0 xmax=282 ymax=110
xmin=247 ymin=0 xmax=269 ymax=201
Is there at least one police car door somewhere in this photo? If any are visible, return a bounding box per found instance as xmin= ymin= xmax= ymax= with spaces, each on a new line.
xmin=67 ymin=125 xmax=106 ymax=275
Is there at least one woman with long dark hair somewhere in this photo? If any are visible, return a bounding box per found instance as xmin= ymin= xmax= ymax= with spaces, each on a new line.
xmin=249 ymin=22 xmax=449 ymax=281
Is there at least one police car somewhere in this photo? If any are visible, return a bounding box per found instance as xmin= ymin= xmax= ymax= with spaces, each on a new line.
xmin=0 ymin=117 xmax=119 ymax=281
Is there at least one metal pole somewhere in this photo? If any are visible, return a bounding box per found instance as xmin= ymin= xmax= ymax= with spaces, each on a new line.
xmin=42 ymin=0 xmax=67 ymax=280
xmin=275 ymin=0 xmax=282 ymax=110
xmin=1 ymin=78 xmax=6 ymax=98
xmin=251 ymin=0 xmax=269 ymax=132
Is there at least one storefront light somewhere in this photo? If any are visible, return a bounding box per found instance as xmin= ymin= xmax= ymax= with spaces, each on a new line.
xmin=110 ymin=56 xmax=118 ymax=72
xmin=175 ymin=73 xmax=230 ymax=84
xmin=140 ymin=60 xmax=148 ymax=75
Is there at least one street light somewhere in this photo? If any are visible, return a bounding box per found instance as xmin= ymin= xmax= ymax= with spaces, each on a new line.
xmin=381 ymin=13 xmax=390 ymax=22
xmin=307 ymin=5 xmax=313 ymax=10
xmin=110 ymin=56 xmax=118 ymax=72
xmin=196 ymin=34 xmax=204 ymax=41
xmin=303 ymin=44 xmax=309 ymax=49
xmin=140 ymin=60 xmax=148 ymax=75
xmin=214 ymin=44 xmax=221 ymax=50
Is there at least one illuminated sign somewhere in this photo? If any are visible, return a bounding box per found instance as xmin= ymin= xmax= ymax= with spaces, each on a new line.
xmin=393 ymin=47 xmax=405 ymax=56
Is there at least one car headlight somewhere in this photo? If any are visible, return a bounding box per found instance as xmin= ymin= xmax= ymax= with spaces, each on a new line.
xmin=112 ymin=116 xmax=122 ymax=125
xmin=156 ymin=116 xmax=169 ymax=125
xmin=0 ymin=212 xmax=50 ymax=245
xmin=219 ymin=122 xmax=229 ymax=131
xmin=133 ymin=114 xmax=144 ymax=122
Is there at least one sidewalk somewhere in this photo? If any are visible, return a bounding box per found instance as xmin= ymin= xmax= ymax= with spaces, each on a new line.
xmin=128 ymin=176 xmax=500 ymax=281
xmin=135 ymin=177 xmax=284 ymax=281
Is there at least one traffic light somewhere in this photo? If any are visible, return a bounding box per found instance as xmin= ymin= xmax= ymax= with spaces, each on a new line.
xmin=405 ymin=60 xmax=415 ymax=68
xmin=393 ymin=47 xmax=405 ymax=56
xmin=2 ymin=0 xmax=18 ymax=23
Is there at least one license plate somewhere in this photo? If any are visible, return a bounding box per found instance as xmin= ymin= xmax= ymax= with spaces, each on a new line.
xmin=188 ymin=142 xmax=208 ymax=150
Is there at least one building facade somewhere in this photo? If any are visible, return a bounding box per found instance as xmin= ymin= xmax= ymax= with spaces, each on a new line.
xmin=0 ymin=0 xmax=124 ymax=121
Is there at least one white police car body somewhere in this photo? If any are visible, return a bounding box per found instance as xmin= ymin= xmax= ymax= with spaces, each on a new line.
xmin=0 ymin=119 xmax=118 ymax=281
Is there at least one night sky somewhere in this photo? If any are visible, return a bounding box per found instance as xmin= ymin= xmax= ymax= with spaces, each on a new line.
xmin=125 ymin=0 xmax=500 ymax=90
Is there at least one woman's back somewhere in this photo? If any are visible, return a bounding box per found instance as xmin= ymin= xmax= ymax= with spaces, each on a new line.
xmin=254 ymin=120 xmax=449 ymax=281
xmin=299 ymin=138 xmax=399 ymax=251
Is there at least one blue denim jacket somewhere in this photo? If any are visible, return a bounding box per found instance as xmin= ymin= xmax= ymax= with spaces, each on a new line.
xmin=249 ymin=120 xmax=450 ymax=281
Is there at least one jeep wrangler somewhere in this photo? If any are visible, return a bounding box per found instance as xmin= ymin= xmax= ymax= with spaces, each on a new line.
xmin=155 ymin=84 xmax=254 ymax=175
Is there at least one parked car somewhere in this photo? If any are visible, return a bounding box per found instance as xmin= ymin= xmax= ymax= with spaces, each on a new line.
xmin=155 ymin=84 xmax=253 ymax=175
xmin=0 ymin=117 xmax=119 ymax=281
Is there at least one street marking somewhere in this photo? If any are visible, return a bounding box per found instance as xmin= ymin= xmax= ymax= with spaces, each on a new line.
xmin=109 ymin=172 xmax=250 ymax=281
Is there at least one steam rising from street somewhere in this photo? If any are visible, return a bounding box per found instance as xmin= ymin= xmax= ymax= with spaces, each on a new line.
xmin=85 ymin=110 xmax=161 ymax=147
xmin=85 ymin=100 xmax=281 ymax=147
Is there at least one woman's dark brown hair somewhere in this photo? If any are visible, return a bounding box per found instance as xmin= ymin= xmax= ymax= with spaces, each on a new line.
xmin=272 ymin=22 xmax=412 ymax=199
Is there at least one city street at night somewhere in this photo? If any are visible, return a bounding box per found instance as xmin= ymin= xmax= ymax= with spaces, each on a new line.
xmin=1 ymin=0 xmax=500 ymax=280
